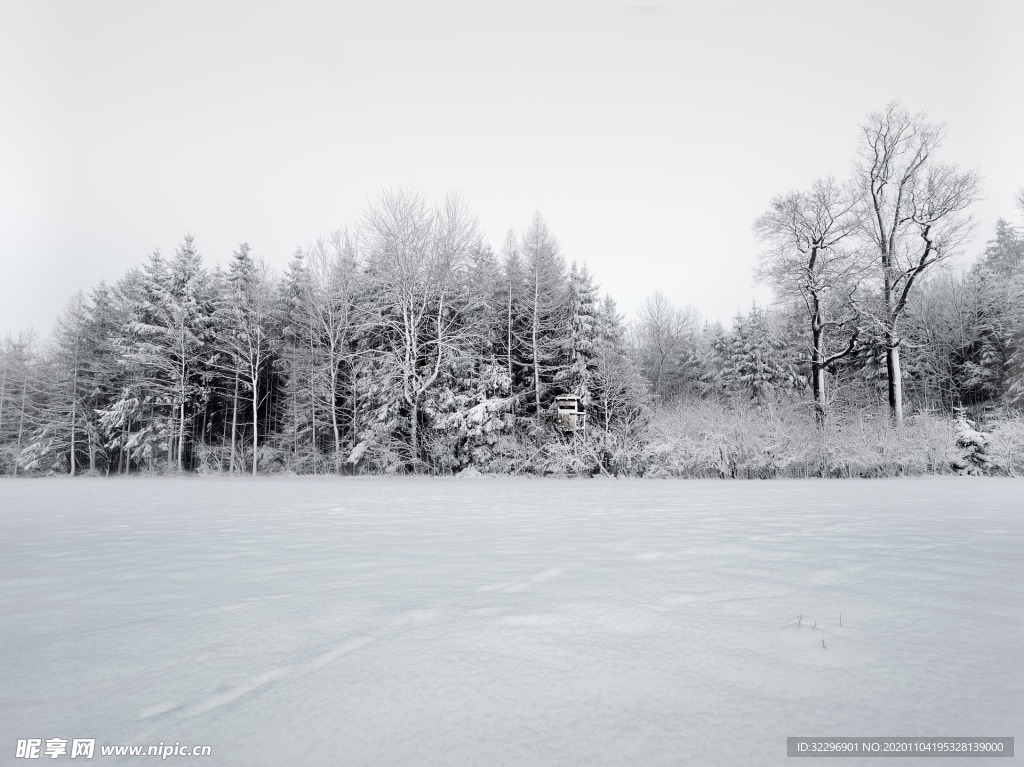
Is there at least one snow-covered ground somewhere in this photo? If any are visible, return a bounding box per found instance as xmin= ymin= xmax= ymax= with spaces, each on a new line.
xmin=1 ymin=477 xmax=1020 ymax=765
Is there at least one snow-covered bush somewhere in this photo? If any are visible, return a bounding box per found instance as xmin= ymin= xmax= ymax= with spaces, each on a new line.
xmin=483 ymin=433 xmax=542 ymax=476
xmin=828 ymin=411 xmax=959 ymax=477
xmin=538 ymin=438 xmax=596 ymax=476
xmin=640 ymin=400 xmax=964 ymax=479
xmin=358 ymin=433 xmax=414 ymax=475
xmin=984 ymin=413 xmax=1024 ymax=476
xmin=0 ymin=444 xmax=17 ymax=475
xmin=433 ymin=395 xmax=516 ymax=473
xmin=192 ymin=443 xmax=227 ymax=475
xmin=642 ymin=399 xmax=820 ymax=478
xmin=950 ymin=408 xmax=992 ymax=475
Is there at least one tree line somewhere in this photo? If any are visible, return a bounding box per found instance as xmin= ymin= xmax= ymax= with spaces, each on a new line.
xmin=1 ymin=103 xmax=1022 ymax=478
xmin=0 ymin=194 xmax=648 ymax=477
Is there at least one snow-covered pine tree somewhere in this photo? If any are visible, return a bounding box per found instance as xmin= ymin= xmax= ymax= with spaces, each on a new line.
xmin=429 ymin=355 xmax=514 ymax=473
xmin=723 ymin=304 xmax=799 ymax=406
xmin=951 ymin=406 xmax=992 ymax=475
xmin=125 ymin=237 xmax=213 ymax=472
xmin=82 ymin=281 xmax=133 ymax=473
xmin=696 ymin=321 xmax=730 ymax=399
xmin=976 ymin=221 xmax=1024 ymax=408
xmin=984 ymin=219 xmax=1024 ymax=276
xmin=0 ymin=337 xmax=9 ymax=470
xmin=421 ymin=237 xmax=519 ymax=473
xmin=18 ymin=294 xmax=93 ymax=475
xmin=495 ymin=229 xmax=533 ymax=408
xmin=555 ymin=262 xmax=601 ymax=410
xmin=462 ymin=238 xmax=502 ymax=356
xmin=1001 ymin=271 xmax=1024 ymax=408
xmin=0 ymin=331 xmax=39 ymax=475
xmin=19 ymin=287 xmax=127 ymax=475
xmin=95 ymin=265 xmax=162 ymax=473
xmin=954 ymin=264 xmax=1011 ymax=405
xmin=519 ymin=212 xmax=568 ymax=439
xmin=901 ymin=220 xmax=1024 ymax=412
xmin=276 ymin=247 xmax=324 ymax=471
xmin=213 ymin=243 xmax=280 ymax=476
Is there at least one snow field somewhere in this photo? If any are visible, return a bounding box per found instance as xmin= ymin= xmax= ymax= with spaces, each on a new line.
xmin=0 ymin=476 xmax=1021 ymax=765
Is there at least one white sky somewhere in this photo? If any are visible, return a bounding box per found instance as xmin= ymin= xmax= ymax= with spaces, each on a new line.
xmin=1 ymin=0 xmax=1022 ymax=335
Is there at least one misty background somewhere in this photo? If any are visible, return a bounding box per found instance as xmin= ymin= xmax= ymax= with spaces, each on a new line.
xmin=2 ymin=0 xmax=1022 ymax=335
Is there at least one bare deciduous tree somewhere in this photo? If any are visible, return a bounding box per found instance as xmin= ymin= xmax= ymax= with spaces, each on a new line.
xmin=755 ymin=177 xmax=863 ymax=422
xmin=634 ymin=291 xmax=700 ymax=401
xmin=855 ymin=102 xmax=981 ymax=425
xmin=216 ymin=245 xmax=279 ymax=476
xmin=360 ymin=190 xmax=481 ymax=464
xmin=306 ymin=232 xmax=357 ymax=470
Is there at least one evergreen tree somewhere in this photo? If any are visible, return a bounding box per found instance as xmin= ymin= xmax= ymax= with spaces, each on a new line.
xmin=277 ymin=248 xmax=323 ymax=470
xmin=125 ymin=237 xmax=213 ymax=471
xmin=555 ymin=262 xmax=601 ymax=407
xmin=496 ymin=229 xmax=533 ymax=403
xmin=0 ymin=331 xmax=39 ymax=474
xmin=697 ymin=321 xmax=730 ymax=399
xmin=519 ymin=212 xmax=568 ymax=437
xmin=951 ymin=407 xmax=992 ymax=475
xmin=214 ymin=243 xmax=280 ymax=475
xmin=723 ymin=304 xmax=799 ymax=405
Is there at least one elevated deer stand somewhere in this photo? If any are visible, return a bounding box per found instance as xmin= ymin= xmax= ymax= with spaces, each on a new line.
xmin=554 ymin=395 xmax=586 ymax=436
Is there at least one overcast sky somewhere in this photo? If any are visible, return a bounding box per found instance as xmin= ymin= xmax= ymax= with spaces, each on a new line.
xmin=1 ymin=0 xmax=1022 ymax=335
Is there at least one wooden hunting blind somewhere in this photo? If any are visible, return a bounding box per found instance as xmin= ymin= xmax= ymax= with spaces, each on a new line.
xmin=554 ymin=395 xmax=586 ymax=433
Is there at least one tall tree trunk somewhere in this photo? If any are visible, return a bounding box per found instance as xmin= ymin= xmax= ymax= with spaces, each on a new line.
xmin=125 ymin=417 xmax=132 ymax=475
xmin=118 ymin=422 xmax=126 ymax=475
xmin=409 ymin=396 xmax=419 ymax=469
xmin=69 ymin=365 xmax=78 ymax=477
xmin=811 ymin=361 xmax=826 ymax=424
xmin=309 ymin=335 xmax=317 ymax=471
xmin=882 ymin=256 xmax=904 ymax=426
xmin=811 ymin=312 xmax=826 ymax=426
xmin=0 ymin=363 xmax=7 ymax=436
xmin=507 ymin=279 xmax=514 ymax=382
xmin=88 ymin=424 xmax=96 ymax=472
xmin=262 ymin=366 xmax=271 ymax=466
xmin=230 ymin=371 xmax=239 ymax=474
xmin=330 ymin=359 xmax=341 ymax=472
xmin=291 ymin=358 xmax=299 ymax=466
xmin=220 ymin=405 xmax=228 ymax=471
xmin=532 ymin=274 xmax=542 ymax=443
xmin=14 ymin=374 xmax=27 ymax=477
xmin=199 ymin=400 xmax=208 ymax=466
xmin=251 ymin=372 xmax=259 ymax=477
xmin=886 ymin=340 xmax=904 ymax=426
xmin=177 ymin=357 xmax=186 ymax=471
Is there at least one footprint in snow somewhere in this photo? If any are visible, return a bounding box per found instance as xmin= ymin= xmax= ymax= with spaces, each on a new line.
xmin=138 ymin=702 xmax=179 ymax=720
xmin=478 ymin=564 xmax=576 ymax=593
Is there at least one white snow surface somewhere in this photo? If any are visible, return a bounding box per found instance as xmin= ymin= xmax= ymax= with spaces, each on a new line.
xmin=0 ymin=476 xmax=1021 ymax=765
